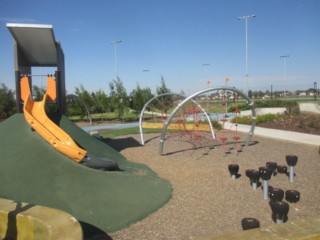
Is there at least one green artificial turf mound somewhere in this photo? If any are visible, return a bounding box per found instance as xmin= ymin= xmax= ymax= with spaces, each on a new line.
xmin=0 ymin=114 xmax=172 ymax=233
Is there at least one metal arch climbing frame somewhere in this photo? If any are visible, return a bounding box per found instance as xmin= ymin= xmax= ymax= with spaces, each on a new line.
xmin=159 ymin=87 xmax=257 ymax=155
xmin=139 ymin=93 xmax=216 ymax=145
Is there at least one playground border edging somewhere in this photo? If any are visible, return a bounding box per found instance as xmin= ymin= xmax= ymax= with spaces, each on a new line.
xmin=0 ymin=197 xmax=83 ymax=240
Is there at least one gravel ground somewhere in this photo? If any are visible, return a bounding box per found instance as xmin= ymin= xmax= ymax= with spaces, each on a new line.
xmin=107 ymin=132 xmax=320 ymax=240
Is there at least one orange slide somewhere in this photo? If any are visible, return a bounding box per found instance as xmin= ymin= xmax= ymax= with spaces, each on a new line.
xmin=20 ymin=75 xmax=118 ymax=170
xmin=21 ymin=76 xmax=87 ymax=162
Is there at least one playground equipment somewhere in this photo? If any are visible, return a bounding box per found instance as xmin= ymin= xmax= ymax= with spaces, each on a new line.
xmin=266 ymin=161 xmax=278 ymax=176
xmin=228 ymin=164 xmax=240 ymax=180
xmin=241 ymin=218 xmax=260 ymax=230
xmin=277 ymin=165 xmax=287 ymax=174
xmin=285 ymin=190 xmax=300 ymax=203
xmin=245 ymin=169 xmax=260 ymax=190
xmin=21 ymin=75 xmax=86 ymax=162
xmin=139 ymin=93 xmax=215 ymax=146
xmin=269 ymin=188 xmax=285 ymax=202
xmin=20 ymin=75 xmax=117 ymax=169
xmin=259 ymin=166 xmax=273 ymax=200
xmin=270 ymin=201 xmax=289 ymax=224
xmin=3 ymin=23 xmax=172 ymax=234
xmin=7 ymin=23 xmax=117 ymax=170
xmin=139 ymin=87 xmax=256 ymax=156
xmin=286 ymin=155 xmax=298 ymax=182
xmin=159 ymin=87 xmax=256 ymax=155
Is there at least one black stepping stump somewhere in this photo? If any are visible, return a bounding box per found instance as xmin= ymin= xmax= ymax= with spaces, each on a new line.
xmin=228 ymin=164 xmax=240 ymax=180
xmin=270 ymin=201 xmax=289 ymax=224
xmin=245 ymin=169 xmax=260 ymax=190
xmin=269 ymin=188 xmax=284 ymax=202
xmin=285 ymin=190 xmax=300 ymax=203
xmin=286 ymin=155 xmax=298 ymax=182
xmin=259 ymin=166 xmax=273 ymax=200
xmin=266 ymin=162 xmax=277 ymax=176
xmin=241 ymin=218 xmax=260 ymax=230
xmin=277 ymin=165 xmax=287 ymax=174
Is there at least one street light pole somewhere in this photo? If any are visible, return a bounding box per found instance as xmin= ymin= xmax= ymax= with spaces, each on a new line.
xmin=142 ymin=69 xmax=149 ymax=88
xmin=238 ymin=14 xmax=256 ymax=95
xmin=111 ymin=40 xmax=122 ymax=80
xmin=280 ymin=55 xmax=289 ymax=82
xmin=202 ymin=63 xmax=210 ymax=85
xmin=280 ymin=55 xmax=289 ymax=99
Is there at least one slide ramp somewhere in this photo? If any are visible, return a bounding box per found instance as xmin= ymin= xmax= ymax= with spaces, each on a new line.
xmin=20 ymin=76 xmax=117 ymax=170
xmin=24 ymin=93 xmax=87 ymax=162
xmin=21 ymin=75 xmax=86 ymax=162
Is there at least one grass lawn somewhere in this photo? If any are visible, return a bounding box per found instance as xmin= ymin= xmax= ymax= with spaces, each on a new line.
xmin=99 ymin=127 xmax=177 ymax=138
xmin=99 ymin=127 xmax=140 ymax=138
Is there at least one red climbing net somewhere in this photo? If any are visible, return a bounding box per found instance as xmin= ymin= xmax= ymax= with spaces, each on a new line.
xmin=141 ymin=89 xmax=251 ymax=156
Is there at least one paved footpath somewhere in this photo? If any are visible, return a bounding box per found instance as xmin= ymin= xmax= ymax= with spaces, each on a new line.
xmin=227 ymin=103 xmax=320 ymax=146
xmin=252 ymin=125 xmax=320 ymax=146
xmin=224 ymin=122 xmax=320 ymax=147
xmin=299 ymin=102 xmax=320 ymax=114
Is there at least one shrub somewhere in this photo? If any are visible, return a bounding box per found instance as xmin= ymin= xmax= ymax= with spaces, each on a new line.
xmin=229 ymin=100 xmax=299 ymax=113
xmin=231 ymin=113 xmax=282 ymax=125
xmin=256 ymin=113 xmax=282 ymax=125
xmin=0 ymin=84 xmax=16 ymax=121
xmin=285 ymin=105 xmax=300 ymax=116
xmin=297 ymin=113 xmax=320 ymax=132
xmin=231 ymin=116 xmax=252 ymax=125
xmin=211 ymin=119 xmax=222 ymax=130
xmin=228 ymin=103 xmax=251 ymax=112
xmin=254 ymin=99 xmax=298 ymax=108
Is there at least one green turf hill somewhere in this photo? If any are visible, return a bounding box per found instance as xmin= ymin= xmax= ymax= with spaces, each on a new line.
xmin=0 ymin=114 xmax=172 ymax=233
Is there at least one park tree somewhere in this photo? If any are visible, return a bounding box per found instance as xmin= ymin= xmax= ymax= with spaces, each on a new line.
xmin=32 ymin=85 xmax=46 ymax=101
xmin=156 ymin=75 xmax=171 ymax=95
xmin=130 ymin=84 xmax=154 ymax=116
xmin=179 ymin=89 xmax=186 ymax=96
xmin=32 ymin=84 xmax=60 ymax=114
xmin=73 ymin=84 xmax=94 ymax=120
xmin=66 ymin=96 xmax=81 ymax=117
xmin=109 ymin=77 xmax=128 ymax=120
xmin=155 ymin=76 xmax=172 ymax=114
xmin=92 ymin=89 xmax=108 ymax=120
xmin=252 ymin=91 xmax=264 ymax=99
xmin=0 ymin=84 xmax=16 ymax=121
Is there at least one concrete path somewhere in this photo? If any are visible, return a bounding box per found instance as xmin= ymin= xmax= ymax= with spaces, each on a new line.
xmin=253 ymin=125 xmax=320 ymax=146
xmin=240 ymin=107 xmax=286 ymax=117
xmin=299 ymin=102 xmax=320 ymax=114
xmin=225 ymin=122 xmax=320 ymax=146
xmin=228 ymin=103 xmax=320 ymax=146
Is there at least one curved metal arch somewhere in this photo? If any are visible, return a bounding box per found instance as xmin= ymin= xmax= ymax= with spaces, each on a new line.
xmin=139 ymin=93 xmax=215 ymax=145
xmin=159 ymin=87 xmax=257 ymax=155
xmin=67 ymin=94 xmax=92 ymax=125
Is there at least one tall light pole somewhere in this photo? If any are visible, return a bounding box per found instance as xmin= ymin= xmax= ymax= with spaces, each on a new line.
xmin=202 ymin=63 xmax=210 ymax=85
xmin=280 ymin=55 xmax=289 ymax=98
xmin=142 ymin=69 xmax=149 ymax=88
xmin=280 ymin=55 xmax=289 ymax=82
xmin=111 ymin=40 xmax=122 ymax=80
xmin=238 ymin=14 xmax=256 ymax=95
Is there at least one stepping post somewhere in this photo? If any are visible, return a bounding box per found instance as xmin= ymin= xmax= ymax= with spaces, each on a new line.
xmin=286 ymin=155 xmax=298 ymax=182
xmin=259 ymin=166 xmax=273 ymax=200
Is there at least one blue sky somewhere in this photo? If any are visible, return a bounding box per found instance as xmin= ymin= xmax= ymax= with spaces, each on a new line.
xmin=0 ymin=0 xmax=319 ymax=95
